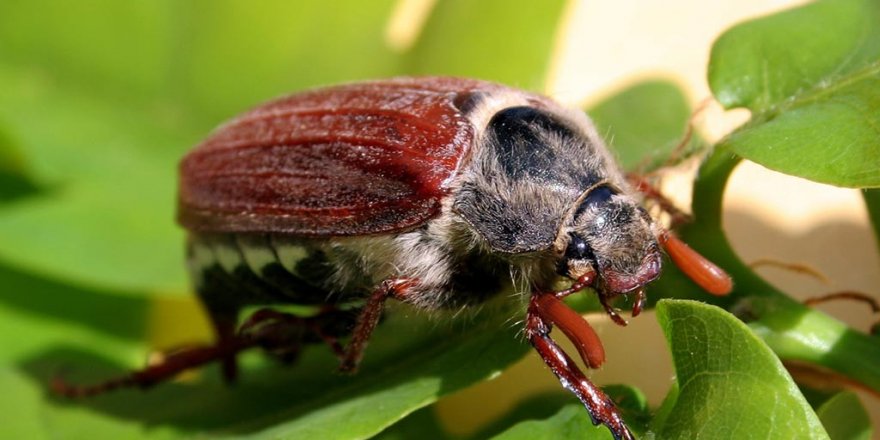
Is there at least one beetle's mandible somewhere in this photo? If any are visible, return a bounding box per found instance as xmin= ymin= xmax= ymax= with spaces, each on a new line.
xmin=54 ymin=77 xmax=732 ymax=440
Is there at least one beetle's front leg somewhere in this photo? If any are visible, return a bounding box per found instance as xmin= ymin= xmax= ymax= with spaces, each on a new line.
xmin=339 ymin=278 xmax=416 ymax=373
xmin=527 ymin=293 xmax=633 ymax=440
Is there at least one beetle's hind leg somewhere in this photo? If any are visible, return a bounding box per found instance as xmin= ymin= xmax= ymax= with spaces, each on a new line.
xmin=51 ymin=306 xmax=355 ymax=398
xmin=202 ymin=304 xmax=242 ymax=382
xmin=238 ymin=306 xmax=356 ymax=363
xmin=51 ymin=329 xmax=258 ymax=398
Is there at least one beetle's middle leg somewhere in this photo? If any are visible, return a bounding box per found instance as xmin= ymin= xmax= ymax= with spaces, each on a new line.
xmin=339 ymin=278 xmax=416 ymax=373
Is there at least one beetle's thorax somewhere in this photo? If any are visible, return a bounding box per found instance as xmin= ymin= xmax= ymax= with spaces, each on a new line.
xmin=449 ymin=90 xmax=623 ymax=282
xmin=449 ymin=88 xmax=659 ymax=293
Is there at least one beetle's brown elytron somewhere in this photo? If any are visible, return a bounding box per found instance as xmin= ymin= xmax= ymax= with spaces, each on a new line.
xmin=54 ymin=77 xmax=732 ymax=440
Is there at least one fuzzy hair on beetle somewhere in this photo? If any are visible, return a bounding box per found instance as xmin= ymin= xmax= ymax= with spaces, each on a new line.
xmin=53 ymin=77 xmax=731 ymax=440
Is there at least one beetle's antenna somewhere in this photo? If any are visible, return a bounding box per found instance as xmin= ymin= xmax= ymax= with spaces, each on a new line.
xmin=658 ymin=231 xmax=733 ymax=296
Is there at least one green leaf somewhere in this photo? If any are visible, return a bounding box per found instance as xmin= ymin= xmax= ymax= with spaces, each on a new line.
xmin=708 ymin=0 xmax=880 ymax=188
xmin=588 ymin=80 xmax=695 ymax=172
xmin=864 ymin=188 xmax=880 ymax=254
xmin=465 ymin=392 xmax=584 ymax=439
xmin=373 ymin=406 xmax=448 ymax=440
xmin=0 ymin=123 xmax=38 ymax=202
xmin=405 ymin=0 xmax=565 ymax=90
xmin=0 ymin=68 xmax=189 ymax=292
xmin=816 ymin=392 xmax=872 ymax=440
xmin=654 ymin=299 xmax=829 ymax=439
xmin=479 ymin=386 xmax=648 ymax=440
xmin=178 ymin=0 xmax=402 ymax=123
xmin=675 ymin=147 xmax=880 ymax=398
xmin=0 ymin=257 xmax=530 ymax=439
xmin=490 ymin=405 xmax=611 ymax=440
xmin=226 ymin=306 xmax=528 ymax=439
xmin=0 ymin=263 xmax=151 ymax=439
xmin=0 ymin=1 xmax=177 ymax=105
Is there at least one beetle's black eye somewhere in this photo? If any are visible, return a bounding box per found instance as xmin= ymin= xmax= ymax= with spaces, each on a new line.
xmin=574 ymin=185 xmax=614 ymax=219
xmin=565 ymin=234 xmax=594 ymax=261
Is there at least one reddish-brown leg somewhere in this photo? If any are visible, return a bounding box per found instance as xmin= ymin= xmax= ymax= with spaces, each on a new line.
xmin=238 ymin=307 xmax=349 ymax=360
xmin=339 ymin=278 xmax=415 ymax=373
xmin=527 ymin=293 xmax=633 ymax=440
xmin=52 ymin=306 xmax=349 ymax=398
xmin=208 ymin=313 xmax=240 ymax=383
xmin=599 ymin=294 xmax=629 ymax=327
xmin=633 ymin=288 xmax=646 ymax=317
xmin=629 ymin=175 xmax=692 ymax=227
xmin=52 ymin=336 xmax=257 ymax=398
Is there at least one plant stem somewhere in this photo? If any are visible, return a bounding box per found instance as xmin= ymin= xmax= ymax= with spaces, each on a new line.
xmin=681 ymin=145 xmax=880 ymax=394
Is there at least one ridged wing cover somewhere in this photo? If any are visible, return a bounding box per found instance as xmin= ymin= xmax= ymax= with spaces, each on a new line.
xmin=179 ymin=77 xmax=498 ymax=236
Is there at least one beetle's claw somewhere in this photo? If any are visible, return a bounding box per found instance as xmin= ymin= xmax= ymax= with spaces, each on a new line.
xmin=600 ymin=294 xmax=629 ymax=327
xmin=631 ymin=288 xmax=646 ymax=317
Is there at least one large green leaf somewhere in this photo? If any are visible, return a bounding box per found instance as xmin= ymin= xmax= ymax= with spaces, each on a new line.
xmin=372 ymin=406 xmax=447 ymax=440
xmin=709 ymin=0 xmax=880 ymax=188
xmin=588 ymin=80 xmax=695 ymax=172
xmin=486 ymin=386 xmax=649 ymax=440
xmin=654 ymin=300 xmax=828 ymax=439
xmin=177 ymin=0 xmax=401 ymax=124
xmin=227 ymin=306 xmax=528 ymax=439
xmin=490 ymin=405 xmax=611 ymax=440
xmin=0 ymin=122 xmax=38 ymax=202
xmin=405 ymin=0 xmax=565 ymax=91
xmin=669 ymin=145 xmax=880 ymax=397
xmin=816 ymin=392 xmax=872 ymax=440
xmin=0 ymin=68 xmax=189 ymax=292
xmin=0 ymin=257 xmax=531 ymax=439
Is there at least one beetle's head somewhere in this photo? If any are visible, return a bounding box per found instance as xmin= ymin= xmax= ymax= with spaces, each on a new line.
xmin=557 ymin=183 xmax=661 ymax=298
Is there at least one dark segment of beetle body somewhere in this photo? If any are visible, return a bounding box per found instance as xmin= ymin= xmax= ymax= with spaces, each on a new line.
xmin=454 ymin=105 xmax=619 ymax=255
xmin=490 ymin=106 xmax=567 ymax=181
xmin=573 ymin=184 xmax=614 ymax=219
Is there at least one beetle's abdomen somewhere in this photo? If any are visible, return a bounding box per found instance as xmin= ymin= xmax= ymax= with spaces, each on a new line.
xmin=187 ymin=233 xmax=336 ymax=309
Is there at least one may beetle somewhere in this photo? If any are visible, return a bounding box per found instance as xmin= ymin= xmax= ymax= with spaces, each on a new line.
xmin=55 ymin=77 xmax=731 ymax=440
